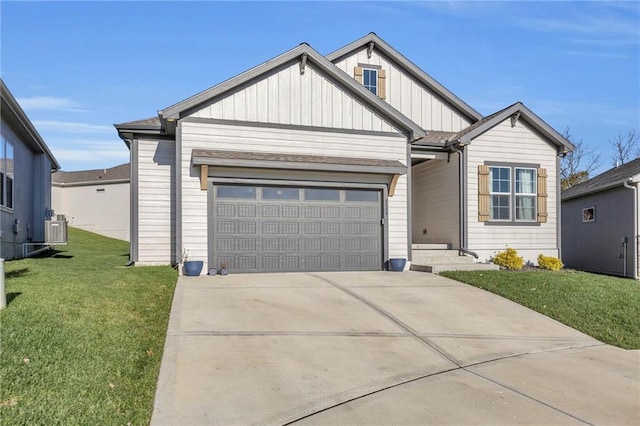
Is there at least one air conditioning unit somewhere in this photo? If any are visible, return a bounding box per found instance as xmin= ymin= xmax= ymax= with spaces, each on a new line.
xmin=45 ymin=221 xmax=68 ymax=244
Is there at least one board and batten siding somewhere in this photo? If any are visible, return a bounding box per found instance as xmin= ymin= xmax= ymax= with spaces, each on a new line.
xmin=190 ymin=61 xmax=398 ymax=133
xmin=562 ymin=187 xmax=635 ymax=278
xmin=466 ymin=119 xmax=559 ymax=263
xmin=332 ymin=47 xmax=471 ymax=132
xmin=412 ymin=158 xmax=459 ymax=246
xmin=136 ymin=138 xmax=176 ymax=264
xmin=179 ymin=121 xmax=409 ymax=272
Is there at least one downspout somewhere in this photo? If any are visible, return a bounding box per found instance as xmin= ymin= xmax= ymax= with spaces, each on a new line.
xmin=452 ymin=145 xmax=478 ymax=259
xmin=623 ymin=179 xmax=638 ymax=279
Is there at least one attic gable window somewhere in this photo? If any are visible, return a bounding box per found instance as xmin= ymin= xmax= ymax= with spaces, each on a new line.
xmin=354 ymin=65 xmax=386 ymax=100
xmin=363 ymin=68 xmax=378 ymax=95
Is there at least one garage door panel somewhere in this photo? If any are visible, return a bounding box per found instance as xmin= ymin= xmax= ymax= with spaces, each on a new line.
xmin=212 ymin=185 xmax=383 ymax=272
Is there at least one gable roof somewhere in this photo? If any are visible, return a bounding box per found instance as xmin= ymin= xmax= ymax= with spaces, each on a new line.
xmin=52 ymin=163 xmax=130 ymax=186
xmin=443 ymin=102 xmax=574 ymax=152
xmin=157 ymin=43 xmax=425 ymax=140
xmin=326 ymin=33 xmax=482 ymax=124
xmin=562 ymin=158 xmax=640 ymax=200
xmin=1 ymin=79 xmax=60 ymax=171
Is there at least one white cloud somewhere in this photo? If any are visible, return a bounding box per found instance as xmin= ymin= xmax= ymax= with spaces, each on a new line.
xmin=16 ymin=96 xmax=87 ymax=112
xmin=50 ymin=140 xmax=129 ymax=171
xmin=33 ymin=120 xmax=114 ymax=134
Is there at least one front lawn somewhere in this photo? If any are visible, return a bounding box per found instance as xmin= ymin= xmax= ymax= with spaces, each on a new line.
xmin=440 ymin=269 xmax=640 ymax=350
xmin=0 ymin=228 xmax=177 ymax=425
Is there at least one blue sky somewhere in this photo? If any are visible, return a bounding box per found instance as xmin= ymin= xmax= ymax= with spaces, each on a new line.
xmin=2 ymin=1 xmax=639 ymax=173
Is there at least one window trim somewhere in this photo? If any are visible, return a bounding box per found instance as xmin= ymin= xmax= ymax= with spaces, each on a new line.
xmin=0 ymin=136 xmax=14 ymax=211
xmin=362 ymin=67 xmax=378 ymax=96
xmin=582 ymin=207 xmax=595 ymax=223
xmin=485 ymin=161 xmax=540 ymax=225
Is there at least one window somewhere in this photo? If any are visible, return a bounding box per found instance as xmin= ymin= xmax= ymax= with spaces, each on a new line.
xmin=345 ymin=190 xmax=379 ymax=202
xmin=304 ymin=188 xmax=339 ymax=201
xmin=487 ymin=166 xmax=538 ymax=222
xmin=262 ymin=187 xmax=299 ymax=200
xmin=582 ymin=207 xmax=595 ymax=222
xmin=0 ymin=137 xmax=13 ymax=209
xmin=363 ymin=68 xmax=378 ymax=95
xmin=216 ymin=185 xmax=256 ymax=199
xmin=354 ymin=66 xmax=386 ymax=100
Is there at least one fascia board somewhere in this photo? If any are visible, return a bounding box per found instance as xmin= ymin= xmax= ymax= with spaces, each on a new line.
xmin=160 ymin=45 xmax=308 ymax=120
xmin=327 ymin=33 xmax=483 ymax=123
xmin=1 ymin=81 xmax=61 ymax=170
xmin=159 ymin=43 xmax=425 ymax=139
xmin=456 ymin=102 xmax=575 ymax=153
xmin=193 ymin=157 xmax=407 ymax=175
xmin=561 ymin=178 xmax=632 ymax=201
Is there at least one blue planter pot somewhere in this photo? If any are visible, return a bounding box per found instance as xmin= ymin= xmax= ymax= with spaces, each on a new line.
xmin=388 ymin=258 xmax=406 ymax=272
xmin=183 ymin=261 xmax=204 ymax=276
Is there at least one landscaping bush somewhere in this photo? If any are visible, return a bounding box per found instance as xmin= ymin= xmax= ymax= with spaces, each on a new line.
xmin=492 ymin=247 xmax=524 ymax=270
xmin=538 ymin=254 xmax=564 ymax=271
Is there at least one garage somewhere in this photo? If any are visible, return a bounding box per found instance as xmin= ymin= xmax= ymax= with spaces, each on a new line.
xmin=211 ymin=184 xmax=383 ymax=272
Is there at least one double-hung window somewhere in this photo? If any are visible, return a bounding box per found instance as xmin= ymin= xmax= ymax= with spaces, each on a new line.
xmin=362 ymin=68 xmax=378 ymax=95
xmin=0 ymin=136 xmax=13 ymax=209
xmin=487 ymin=165 xmax=537 ymax=222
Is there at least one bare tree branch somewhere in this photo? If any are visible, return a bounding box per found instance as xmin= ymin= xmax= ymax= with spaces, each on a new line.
xmin=610 ymin=129 xmax=639 ymax=166
xmin=560 ymin=127 xmax=602 ymax=189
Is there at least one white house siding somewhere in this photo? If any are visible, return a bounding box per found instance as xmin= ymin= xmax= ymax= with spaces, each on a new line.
xmin=136 ymin=138 xmax=175 ymax=264
xmin=191 ymin=62 xmax=397 ymax=133
xmin=179 ymin=121 xmax=409 ymax=272
xmin=466 ymin=119 xmax=559 ymax=263
xmin=412 ymin=158 xmax=460 ymax=246
xmin=332 ymin=48 xmax=471 ymax=132
xmin=52 ymin=182 xmax=130 ymax=241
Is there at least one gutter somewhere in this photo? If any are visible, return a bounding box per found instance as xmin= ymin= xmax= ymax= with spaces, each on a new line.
xmin=623 ymin=178 xmax=639 ymax=280
xmin=452 ymin=145 xmax=478 ymax=259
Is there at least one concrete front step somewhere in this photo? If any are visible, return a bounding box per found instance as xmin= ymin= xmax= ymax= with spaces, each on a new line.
xmin=411 ymin=243 xmax=451 ymax=250
xmin=411 ymin=263 xmax=500 ymax=273
xmin=412 ymin=255 xmax=475 ymax=264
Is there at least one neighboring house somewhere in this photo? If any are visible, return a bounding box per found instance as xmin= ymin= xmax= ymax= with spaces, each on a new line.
xmin=562 ymin=158 xmax=640 ymax=279
xmin=115 ymin=33 xmax=573 ymax=274
xmin=0 ymin=79 xmax=60 ymax=260
xmin=52 ymin=163 xmax=130 ymax=241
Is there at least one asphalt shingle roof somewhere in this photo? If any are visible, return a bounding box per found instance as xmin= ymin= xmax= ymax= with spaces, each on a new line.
xmin=53 ymin=163 xmax=130 ymax=185
xmin=562 ymin=158 xmax=640 ymax=200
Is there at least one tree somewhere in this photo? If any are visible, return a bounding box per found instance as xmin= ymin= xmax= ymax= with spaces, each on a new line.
xmin=609 ymin=129 xmax=639 ymax=167
xmin=560 ymin=127 xmax=601 ymax=190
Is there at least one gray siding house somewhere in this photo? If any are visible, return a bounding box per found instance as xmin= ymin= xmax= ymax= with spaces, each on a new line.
xmin=52 ymin=164 xmax=130 ymax=241
xmin=116 ymin=33 xmax=573 ymax=274
xmin=562 ymin=158 xmax=640 ymax=279
xmin=1 ymin=79 xmax=60 ymax=259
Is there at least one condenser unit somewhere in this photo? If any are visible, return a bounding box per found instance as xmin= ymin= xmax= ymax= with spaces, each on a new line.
xmin=45 ymin=220 xmax=68 ymax=244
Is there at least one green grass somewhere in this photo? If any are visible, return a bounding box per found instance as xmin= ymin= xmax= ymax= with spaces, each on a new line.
xmin=0 ymin=228 xmax=177 ymax=425
xmin=440 ymin=269 xmax=640 ymax=350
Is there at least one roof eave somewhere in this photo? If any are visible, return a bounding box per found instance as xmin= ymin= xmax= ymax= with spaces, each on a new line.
xmin=1 ymin=80 xmax=61 ymax=171
xmin=157 ymin=43 xmax=425 ymax=140
xmin=326 ymin=33 xmax=483 ymax=124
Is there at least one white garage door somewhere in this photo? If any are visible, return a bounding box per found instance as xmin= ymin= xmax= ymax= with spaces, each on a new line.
xmin=211 ymin=184 xmax=383 ymax=272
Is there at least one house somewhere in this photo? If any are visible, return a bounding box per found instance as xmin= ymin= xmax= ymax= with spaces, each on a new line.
xmin=115 ymin=33 xmax=573 ymax=274
xmin=52 ymin=163 xmax=130 ymax=241
xmin=561 ymin=158 xmax=640 ymax=279
xmin=0 ymin=79 xmax=60 ymax=260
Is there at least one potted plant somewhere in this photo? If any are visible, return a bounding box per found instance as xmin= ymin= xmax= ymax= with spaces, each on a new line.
xmin=218 ymin=261 xmax=229 ymax=276
xmin=180 ymin=249 xmax=203 ymax=276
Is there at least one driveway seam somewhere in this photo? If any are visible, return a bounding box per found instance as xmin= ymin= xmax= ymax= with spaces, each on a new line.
xmin=301 ymin=272 xmax=599 ymax=426
xmin=308 ymin=272 xmax=461 ymax=366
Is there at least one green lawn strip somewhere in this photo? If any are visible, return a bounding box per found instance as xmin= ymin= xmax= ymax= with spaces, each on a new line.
xmin=1 ymin=228 xmax=177 ymax=425
xmin=440 ymin=270 xmax=640 ymax=350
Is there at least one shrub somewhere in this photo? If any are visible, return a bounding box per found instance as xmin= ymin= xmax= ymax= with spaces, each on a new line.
xmin=538 ymin=254 xmax=564 ymax=271
xmin=492 ymin=247 xmax=524 ymax=270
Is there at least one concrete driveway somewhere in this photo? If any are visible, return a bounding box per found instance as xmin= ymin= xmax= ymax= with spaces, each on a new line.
xmin=152 ymin=271 xmax=639 ymax=425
